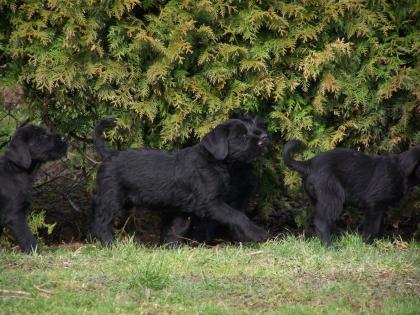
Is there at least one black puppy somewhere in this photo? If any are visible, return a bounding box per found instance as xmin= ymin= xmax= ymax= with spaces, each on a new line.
xmin=284 ymin=140 xmax=420 ymax=246
xmin=91 ymin=117 xmax=270 ymax=246
xmin=161 ymin=116 xmax=267 ymax=244
xmin=0 ymin=124 xmax=67 ymax=253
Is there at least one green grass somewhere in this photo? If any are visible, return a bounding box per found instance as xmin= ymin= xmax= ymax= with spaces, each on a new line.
xmin=1 ymin=235 xmax=419 ymax=314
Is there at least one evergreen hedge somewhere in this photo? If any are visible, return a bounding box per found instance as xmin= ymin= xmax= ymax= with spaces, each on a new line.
xmin=1 ymin=1 xmax=419 ymax=225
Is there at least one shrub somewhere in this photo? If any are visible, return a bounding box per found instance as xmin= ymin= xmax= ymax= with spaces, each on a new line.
xmin=0 ymin=0 xmax=419 ymax=229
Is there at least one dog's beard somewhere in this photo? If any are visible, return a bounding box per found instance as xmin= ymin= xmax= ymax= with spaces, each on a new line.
xmin=55 ymin=140 xmax=68 ymax=156
xmin=31 ymin=139 xmax=67 ymax=162
xmin=48 ymin=148 xmax=67 ymax=160
xmin=229 ymin=145 xmax=264 ymax=163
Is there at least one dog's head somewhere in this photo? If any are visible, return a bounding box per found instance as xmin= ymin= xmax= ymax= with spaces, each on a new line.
xmin=4 ymin=124 xmax=67 ymax=169
xmin=201 ymin=116 xmax=270 ymax=163
xmin=399 ymin=144 xmax=420 ymax=185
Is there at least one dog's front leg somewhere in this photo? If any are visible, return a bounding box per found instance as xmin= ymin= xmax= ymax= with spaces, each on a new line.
xmin=206 ymin=201 xmax=267 ymax=242
xmin=362 ymin=206 xmax=384 ymax=244
xmin=4 ymin=207 xmax=38 ymax=253
xmin=313 ymin=216 xmax=333 ymax=247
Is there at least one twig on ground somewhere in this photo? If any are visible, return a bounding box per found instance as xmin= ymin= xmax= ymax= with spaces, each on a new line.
xmin=0 ymin=289 xmax=31 ymax=296
xmin=172 ymin=235 xmax=222 ymax=248
xmin=34 ymin=284 xmax=54 ymax=295
xmin=120 ymin=214 xmax=135 ymax=235
xmin=0 ymin=295 xmax=31 ymax=300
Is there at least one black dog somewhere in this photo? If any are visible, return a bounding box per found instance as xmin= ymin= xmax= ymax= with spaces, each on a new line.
xmin=91 ymin=117 xmax=270 ymax=246
xmin=0 ymin=124 xmax=67 ymax=253
xmin=284 ymin=140 xmax=420 ymax=246
xmin=160 ymin=116 xmax=266 ymax=245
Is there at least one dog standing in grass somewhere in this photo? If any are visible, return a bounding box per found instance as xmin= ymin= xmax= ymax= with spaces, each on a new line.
xmin=283 ymin=140 xmax=420 ymax=246
xmin=0 ymin=124 xmax=67 ymax=253
xmin=161 ymin=115 xmax=268 ymax=244
xmin=91 ymin=117 xmax=271 ymax=246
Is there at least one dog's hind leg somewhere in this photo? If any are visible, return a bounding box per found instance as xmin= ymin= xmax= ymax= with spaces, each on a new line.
xmin=160 ymin=214 xmax=192 ymax=245
xmin=91 ymin=181 xmax=122 ymax=246
xmin=362 ymin=205 xmax=384 ymax=244
xmin=4 ymin=203 xmax=38 ymax=253
xmin=312 ymin=182 xmax=344 ymax=247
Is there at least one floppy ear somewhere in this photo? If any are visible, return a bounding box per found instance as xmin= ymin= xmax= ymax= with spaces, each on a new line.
xmin=201 ymin=124 xmax=229 ymax=160
xmin=399 ymin=146 xmax=420 ymax=176
xmin=4 ymin=135 xmax=32 ymax=169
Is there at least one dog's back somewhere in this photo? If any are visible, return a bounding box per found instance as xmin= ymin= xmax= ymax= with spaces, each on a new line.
xmin=287 ymin=144 xmax=407 ymax=207
xmin=314 ymin=149 xmax=404 ymax=201
xmin=107 ymin=148 xmax=176 ymax=184
xmin=97 ymin=144 xmax=216 ymax=210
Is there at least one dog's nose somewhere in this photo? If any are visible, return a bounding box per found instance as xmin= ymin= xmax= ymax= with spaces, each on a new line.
xmin=258 ymin=134 xmax=270 ymax=146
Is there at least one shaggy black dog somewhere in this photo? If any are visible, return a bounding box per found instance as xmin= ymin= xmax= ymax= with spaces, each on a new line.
xmin=284 ymin=140 xmax=420 ymax=246
xmin=91 ymin=117 xmax=270 ymax=246
xmin=0 ymin=124 xmax=67 ymax=253
xmin=160 ymin=116 xmax=267 ymax=245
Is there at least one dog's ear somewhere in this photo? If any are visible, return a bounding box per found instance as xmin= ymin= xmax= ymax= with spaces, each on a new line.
xmin=5 ymin=135 xmax=32 ymax=169
xmin=399 ymin=145 xmax=420 ymax=176
xmin=202 ymin=124 xmax=229 ymax=160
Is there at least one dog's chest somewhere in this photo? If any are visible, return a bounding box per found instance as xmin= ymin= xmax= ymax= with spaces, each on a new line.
xmin=218 ymin=166 xmax=232 ymax=195
xmin=213 ymin=163 xmax=230 ymax=185
xmin=192 ymin=162 xmax=232 ymax=197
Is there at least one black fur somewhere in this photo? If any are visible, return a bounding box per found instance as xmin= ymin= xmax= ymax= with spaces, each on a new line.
xmin=91 ymin=117 xmax=270 ymax=246
xmin=160 ymin=162 xmax=258 ymax=245
xmin=161 ymin=116 xmax=269 ymax=244
xmin=284 ymin=140 xmax=420 ymax=246
xmin=0 ymin=124 xmax=67 ymax=253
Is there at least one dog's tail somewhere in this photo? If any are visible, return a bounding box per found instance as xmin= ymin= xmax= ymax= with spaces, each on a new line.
xmin=93 ymin=118 xmax=117 ymax=159
xmin=283 ymin=140 xmax=310 ymax=175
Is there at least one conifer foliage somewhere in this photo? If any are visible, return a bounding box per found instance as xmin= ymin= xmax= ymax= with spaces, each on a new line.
xmin=0 ymin=0 xmax=419 ymax=218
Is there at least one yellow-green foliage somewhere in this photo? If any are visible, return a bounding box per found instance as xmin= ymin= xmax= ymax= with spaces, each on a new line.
xmin=0 ymin=0 xmax=419 ymax=214
xmin=28 ymin=210 xmax=56 ymax=237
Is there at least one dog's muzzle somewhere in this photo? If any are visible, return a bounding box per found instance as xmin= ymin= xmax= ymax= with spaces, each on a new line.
xmin=55 ymin=135 xmax=68 ymax=154
xmin=257 ymin=134 xmax=271 ymax=147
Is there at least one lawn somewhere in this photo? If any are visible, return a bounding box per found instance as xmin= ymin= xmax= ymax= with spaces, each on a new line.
xmin=0 ymin=235 xmax=419 ymax=314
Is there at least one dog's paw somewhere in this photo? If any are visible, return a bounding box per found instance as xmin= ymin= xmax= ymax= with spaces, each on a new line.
xmin=96 ymin=232 xmax=114 ymax=247
xmin=101 ymin=236 xmax=114 ymax=247
xmin=233 ymin=223 xmax=268 ymax=243
xmin=21 ymin=241 xmax=39 ymax=254
xmin=91 ymin=225 xmax=114 ymax=247
xmin=245 ymin=223 xmax=268 ymax=242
